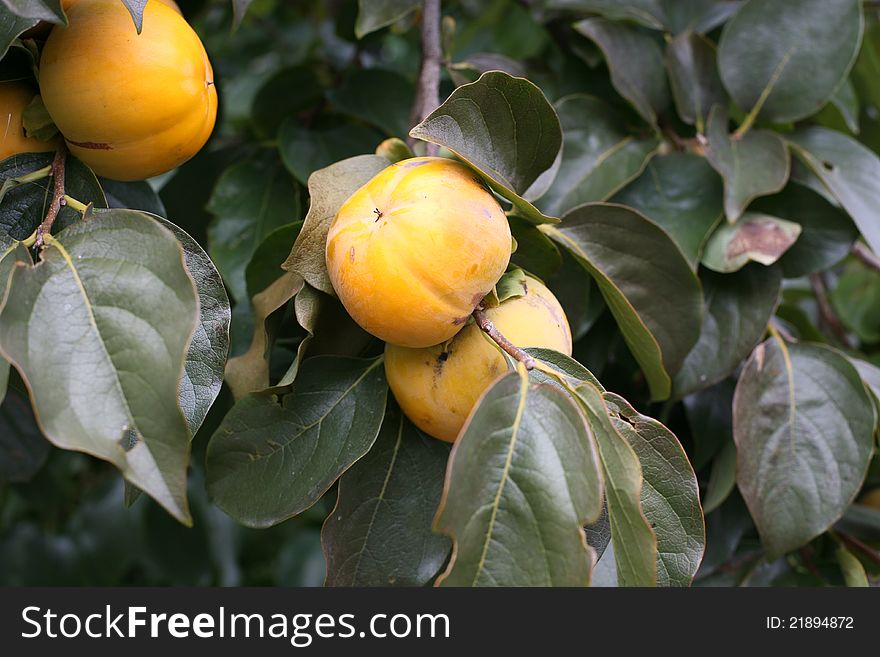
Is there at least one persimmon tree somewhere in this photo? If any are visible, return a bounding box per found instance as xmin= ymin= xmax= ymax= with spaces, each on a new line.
xmin=0 ymin=0 xmax=879 ymax=587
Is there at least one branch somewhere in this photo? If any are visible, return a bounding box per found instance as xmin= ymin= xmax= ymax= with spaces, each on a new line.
xmin=852 ymin=242 xmax=880 ymax=273
xmin=473 ymin=306 xmax=536 ymax=370
xmin=407 ymin=0 xmax=442 ymax=155
xmin=809 ymin=272 xmax=853 ymax=348
xmin=35 ymin=143 xmax=68 ymax=248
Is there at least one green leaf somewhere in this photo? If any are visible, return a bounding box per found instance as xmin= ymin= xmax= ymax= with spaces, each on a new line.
xmin=119 ymin=0 xmax=145 ymax=32
xmin=612 ymin=153 xmax=723 ymax=269
xmin=282 ymin=154 xmax=388 ymax=296
xmin=0 ymin=9 xmax=38 ymax=60
xmin=674 ymin=265 xmax=781 ymax=398
xmin=574 ymin=382 xmax=657 ymax=586
xmin=100 ymin=178 xmax=166 ymax=217
xmin=206 ymin=356 xmax=387 ymax=528
xmin=717 ymin=0 xmax=863 ymax=124
xmin=705 ymin=107 xmax=790 ymax=222
xmin=136 ymin=213 xmax=230 ymax=437
xmin=21 ymin=94 xmax=58 ymax=141
xmin=355 ymin=0 xmax=420 ymax=38
xmin=666 ymin=32 xmax=726 ymax=131
xmin=251 ymin=66 xmax=324 ymax=139
xmin=323 ymin=409 xmax=451 ymax=587
xmin=751 ymin=183 xmax=857 ymax=278
xmin=550 ymin=0 xmax=666 ymax=29
xmin=527 ymin=347 xmax=604 ymax=391
xmin=434 ymin=369 xmax=602 ymax=586
xmin=829 ymin=259 xmax=880 ymax=344
xmin=329 ymin=69 xmax=414 ymax=138
xmin=550 ymin=0 xmax=738 ymax=33
xmin=605 ymin=393 xmax=705 ymax=586
xmin=245 ymin=221 xmax=302 ymax=300
xmin=703 ymin=439 xmax=736 ymax=513
xmin=853 ymin=18 xmax=880 ymax=110
xmin=848 ymin=357 xmax=880 ymax=415
xmin=232 ymin=0 xmax=254 ymax=28
xmin=508 ymin=214 xmax=562 ymax=280
xmin=206 ymin=155 xmax=300 ymax=303
xmin=835 ymin=541 xmax=868 ymax=587
xmin=573 ymin=18 xmax=669 ymax=128
xmin=701 ymin=212 xmax=801 ymax=273
xmin=447 ymin=53 xmax=527 ymax=87
xmin=0 ymin=356 xmax=7 ymax=405
xmin=733 ymin=338 xmax=876 ymax=557
xmin=225 ymin=272 xmax=304 ymax=399
xmin=279 ymin=121 xmax=383 ymax=186
xmin=1 ymin=0 xmax=65 ymax=23
xmin=539 ymin=94 xmax=659 ymax=218
xmin=0 ymin=209 xmax=199 ymax=523
xmin=544 ymin=203 xmax=703 ymax=401
xmin=683 ymin=378 xmax=735 ymax=471
xmin=787 ymin=126 xmax=880 ymax=258
xmin=828 ymin=78 xmax=860 ymax=135
xmin=0 ymin=384 xmax=50 ymax=483
xmin=409 ymin=71 xmax=562 ymax=225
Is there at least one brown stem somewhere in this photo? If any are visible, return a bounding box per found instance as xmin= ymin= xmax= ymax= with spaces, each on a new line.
xmin=809 ymin=272 xmax=852 ymax=348
xmin=852 ymin=242 xmax=880 ymax=273
xmin=837 ymin=531 xmax=880 ymax=568
xmin=407 ymin=0 xmax=442 ymax=155
xmin=35 ymin=143 xmax=68 ymax=248
xmin=472 ymin=306 xmax=536 ymax=370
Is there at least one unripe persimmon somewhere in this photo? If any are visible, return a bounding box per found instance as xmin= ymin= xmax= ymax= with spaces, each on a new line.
xmin=326 ymin=157 xmax=512 ymax=348
xmin=39 ymin=0 xmax=215 ymax=181
xmin=0 ymin=81 xmax=56 ymax=160
xmin=385 ymin=275 xmax=572 ymax=442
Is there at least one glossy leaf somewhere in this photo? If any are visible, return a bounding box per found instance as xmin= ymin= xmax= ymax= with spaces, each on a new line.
xmin=0 ymin=9 xmax=37 ymax=59
xmin=829 ymin=259 xmax=880 ymax=344
xmin=674 ymin=265 xmax=781 ymax=399
xmin=717 ymin=0 xmax=863 ymax=123
xmin=612 ymin=153 xmax=722 ymax=269
xmin=245 ymin=221 xmax=302 ymax=300
xmin=544 ymin=203 xmax=703 ymax=400
xmin=733 ymin=338 xmax=875 ymax=557
xmin=550 ymin=0 xmax=739 ymax=33
xmin=666 ymin=32 xmax=726 ymax=131
xmin=701 ymin=212 xmax=801 ymax=273
xmin=703 ymin=439 xmax=737 ymax=513
xmin=539 ymin=94 xmax=659 ymax=218
xmin=355 ymin=0 xmax=419 ymax=38
xmin=434 ymin=369 xmax=602 ymax=586
xmin=252 ymin=67 xmax=324 ymax=138
xmin=0 ymin=384 xmax=50 ymax=483
xmin=787 ymin=126 xmax=880 ymax=257
xmin=206 ymin=156 xmax=300 ymax=303
xmin=1 ymin=0 xmax=65 ymax=22
xmin=282 ymin=154 xmax=388 ymax=296
xmin=573 ymin=18 xmax=669 ymax=128
xmin=705 ymin=107 xmax=789 ymax=222
xmin=0 ymin=209 xmax=198 ymax=523
xmin=606 ymin=393 xmax=705 ymax=586
xmin=410 ymin=71 xmax=562 ymax=225
xmin=683 ymin=378 xmax=736 ymax=471
xmin=279 ymin=120 xmax=382 ymax=186
xmin=508 ymin=214 xmax=562 ymax=280
xmin=574 ymin=382 xmax=657 ymax=587
xmin=206 ymin=356 xmax=387 ymax=528
xmin=329 ymin=69 xmax=414 ymax=138
xmin=323 ymin=410 xmax=451 ymax=587
xmin=100 ymin=178 xmax=166 ymax=217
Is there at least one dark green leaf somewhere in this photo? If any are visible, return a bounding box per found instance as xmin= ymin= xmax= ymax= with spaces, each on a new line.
xmin=550 ymin=0 xmax=739 ymax=33
xmin=606 ymin=393 xmax=705 ymax=586
xmin=355 ymin=0 xmax=419 ymax=38
xmin=329 ymin=69 xmax=414 ymax=138
xmin=701 ymin=212 xmax=800 ymax=273
xmin=0 ymin=8 xmax=38 ymax=60
xmin=830 ymin=259 xmax=880 ymax=344
xmin=573 ymin=18 xmax=669 ymax=128
xmin=717 ymin=0 xmax=863 ymax=123
xmin=734 ymin=338 xmax=875 ymax=557
xmin=703 ymin=439 xmax=736 ymax=513
xmin=674 ymin=264 xmax=780 ymax=398
xmin=0 ymin=209 xmax=198 ymax=523
xmin=434 ymin=369 xmax=602 ymax=586
xmin=539 ymin=94 xmax=659 ymax=217
xmin=232 ymin=0 xmax=254 ymax=28
xmin=323 ymin=409 xmax=451 ymax=587
xmin=683 ymin=378 xmax=735 ymax=471
xmin=527 ymin=347 xmax=604 ymax=391
xmin=787 ymin=126 xmax=880 ymax=258
xmin=705 ymin=107 xmax=789 ymax=222
xmin=666 ymin=32 xmax=726 ymax=131
xmin=245 ymin=221 xmax=302 ymax=299
xmin=279 ymin=120 xmax=382 ymax=186
xmin=1 ymin=0 xmax=65 ymax=23
xmin=613 ymin=153 xmax=722 ymax=269
xmin=751 ymin=183 xmax=857 ymax=278
xmin=410 ymin=71 xmax=562 ymax=225
xmin=0 ymin=384 xmax=50 ymax=483
xmin=119 ymin=0 xmax=144 ymax=32
xmin=508 ymin=214 xmax=562 ymax=280
xmin=835 ymin=541 xmax=868 ymax=587
xmin=206 ymin=356 xmax=387 ymax=528
xmin=100 ymin=178 xmax=166 ymax=217
xmin=21 ymin=94 xmax=57 ymax=141
xmin=829 ymin=79 xmax=860 ymax=135
xmin=545 ymin=203 xmax=703 ymax=400
xmin=206 ymin=155 xmax=300 ymax=303
xmin=282 ymin=154 xmax=388 ymax=296
xmin=252 ymin=67 xmax=324 ymax=139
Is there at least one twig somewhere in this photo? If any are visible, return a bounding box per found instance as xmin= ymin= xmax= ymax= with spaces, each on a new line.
xmin=473 ymin=306 xmax=535 ymax=370
xmin=852 ymin=242 xmax=880 ymax=273
xmin=809 ymin=272 xmax=852 ymax=348
xmin=35 ymin=143 xmax=68 ymax=248
xmin=407 ymin=0 xmax=442 ymax=155
xmin=837 ymin=531 xmax=880 ymax=568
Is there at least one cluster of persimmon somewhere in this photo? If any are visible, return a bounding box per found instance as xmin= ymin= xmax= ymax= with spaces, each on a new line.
xmin=326 ymin=157 xmax=573 ymax=442
xmin=1 ymin=0 xmax=216 ymax=181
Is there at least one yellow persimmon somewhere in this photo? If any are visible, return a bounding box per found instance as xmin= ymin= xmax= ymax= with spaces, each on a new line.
xmin=39 ymin=0 xmax=215 ymax=181
xmin=0 ymin=81 xmax=56 ymax=160
xmin=385 ymin=275 xmax=572 ymax=442
xmin=326 ymin=157 xmax=512 ymax=348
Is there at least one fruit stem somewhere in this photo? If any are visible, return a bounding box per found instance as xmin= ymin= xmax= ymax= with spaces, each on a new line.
xmin=472 ymin=305 xmax=536 ymax=371
xmin=852 ymin=242 xmax=880 ymax=272
xmin=35 ymin=142 xmax=67 ymax=248
xmin=63 ymin=195 xmax=88 ymax=213
xmin=408 ymin=0 xmax=442 ymax=155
